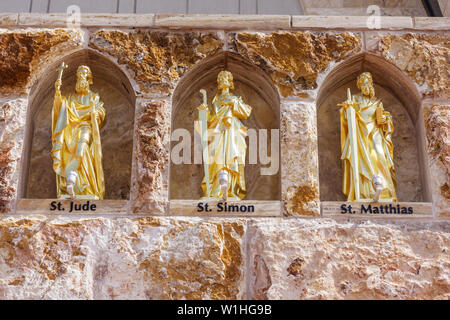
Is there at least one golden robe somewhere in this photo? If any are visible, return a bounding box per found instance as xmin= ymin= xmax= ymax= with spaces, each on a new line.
xmin=52 ymin=90 xmax=106 ymax=199
xmin=199 ymin=93 xmax=252 ymax=200
xmin=340 ymin=94 xmax=397 ymax=201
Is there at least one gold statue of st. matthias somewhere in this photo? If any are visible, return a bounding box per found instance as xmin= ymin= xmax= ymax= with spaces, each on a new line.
xmin=339 ymin=72 xmax=397 ymax=202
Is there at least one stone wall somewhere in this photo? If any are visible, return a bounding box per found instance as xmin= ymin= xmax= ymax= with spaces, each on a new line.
xmin=0 ymin=14 xmax=448 ymax=299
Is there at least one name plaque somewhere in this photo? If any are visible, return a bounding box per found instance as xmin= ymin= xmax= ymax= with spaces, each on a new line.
xmin=322 ymin=201 xmax=432 ymax=218
xmin=169 ymin=200 xmax=281 ymax=217
xmin=16 ymin=199 xmax=128 ymax=215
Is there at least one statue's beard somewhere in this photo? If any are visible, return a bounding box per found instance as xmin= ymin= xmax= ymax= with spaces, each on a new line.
xmin=218 ymin=82 xmax=232 ymax=90
xmin=75 ymin=79 xmax=89 ymax=94
xmin=361 ymin=85 xmax=374 ymax=98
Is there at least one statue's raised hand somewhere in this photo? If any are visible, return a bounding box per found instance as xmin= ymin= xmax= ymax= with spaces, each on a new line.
xmin=55 ymin=79 xmax=62 ymax=90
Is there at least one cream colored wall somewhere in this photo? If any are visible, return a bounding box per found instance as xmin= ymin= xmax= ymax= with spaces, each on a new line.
xmin=438 ymin=0 xmax=450 ymax=16
xmin=0 ymin=0 xmax=432 ymax=16
xmin=300 ymin=0 xmax=427 ymax=16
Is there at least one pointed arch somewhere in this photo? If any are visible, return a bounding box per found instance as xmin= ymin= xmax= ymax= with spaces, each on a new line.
xmin=173 ymin=51 xmax=280 ymax=121
xmin=317 ymin=53 xmax=421 ymax=123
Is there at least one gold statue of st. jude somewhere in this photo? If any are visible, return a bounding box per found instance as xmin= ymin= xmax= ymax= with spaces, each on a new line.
xmin=52 ymin=63 xmax=106 ymax=199
xmin=197 ymin=71 xmax=252 ymax=201
xmin=339 ymin=72 xmax=397 ymax=202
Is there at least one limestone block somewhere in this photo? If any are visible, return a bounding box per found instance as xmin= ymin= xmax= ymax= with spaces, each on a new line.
xmin=228 ymin=31 xmax=362 ymax=98
xmin=155 ymin=14 xmax=290 ymax=29
xmin=414 ymin=17 xmax=450 ymax=30
xmin=0 ymin=29 xmax=84 ymax=95
xmin=18 ymin=13 xmax=155 ymax=27
xmin=423 ymin=105 xmax=450 ymax=217
xmin=371 ymin=33 xmax=450 ymax=99
xmin=0 ymin=99 xmax=27 ymax=213
xmin=281 ymin=102 xmax=319 ymax=216
xmin=292 ymin=16 xmax=413 ymax=30
xmin=0 ymin=14 xmax=18 ymax=26
xmin=248 ymin=219 xmax=450 ymax=299
xmin=89 ymin=30 xmax=225 ymax=95
xmin=0 ymin=216 xmax=246 ymax=299
xmin=132 ymin=101 xmax=170 ymax=214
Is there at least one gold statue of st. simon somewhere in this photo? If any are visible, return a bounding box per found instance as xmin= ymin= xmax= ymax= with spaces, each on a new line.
xmin=52 ymin=63 xmax=106 ymax=199
xmin=197 ymin=71 xmax=252 ymax=201
xmin=339 ymin=72 xmax=397 ymax=202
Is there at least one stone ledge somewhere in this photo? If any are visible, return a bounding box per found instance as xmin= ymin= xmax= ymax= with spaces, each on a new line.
xmin=17 ymin=13 xmax=155 ymax=27
xmin=292 ymin=15 xmax=413 ymax=30
xmin=1 ymin=14 xmax=447 ymax=31
xmin=0 ymin=14 xmax=18 ymax=26
xmin=169 ymin=200 xmax=282 ymax=216
xmin=15 ymin=199 xmax=129 ymax=215
xmin=414 ymin=17 xmax=450 ymax=30
xmin=12 ymin=13 xmax=291 ymax=29
xmin=322 ymin=201 xmax=433 ymax=218
xmin=154 ymin=14 xmax=291 ymax=29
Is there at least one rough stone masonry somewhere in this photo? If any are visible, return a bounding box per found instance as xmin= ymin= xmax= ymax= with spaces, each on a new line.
xmin=0 ymin=14 xmax=448 ymax=299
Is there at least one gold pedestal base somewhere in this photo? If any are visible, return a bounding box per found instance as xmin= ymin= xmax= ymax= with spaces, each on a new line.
xmin=200 ymin=196 xmax=242 ymax=201
xmin=59 ymin=195 xmax=100 ymax=200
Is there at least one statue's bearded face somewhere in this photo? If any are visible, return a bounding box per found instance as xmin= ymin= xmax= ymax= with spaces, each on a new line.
xmin=358 ymin=75 xmax=375 ymax=98
xmin=217 ymin=71 xmax=234 ymax=90
xmin=76 ymin=67 xmax=92 ymax=94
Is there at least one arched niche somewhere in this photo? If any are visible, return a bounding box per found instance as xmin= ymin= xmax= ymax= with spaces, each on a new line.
xmin=20 ymin=49 xmax=136 ymax=200
xmin=170 ymin=52 xmax=280 ymax=200
xmin=317 ymin=53 xmax=430 ymax=202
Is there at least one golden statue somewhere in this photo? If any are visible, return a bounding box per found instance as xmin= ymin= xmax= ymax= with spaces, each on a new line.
xmin=197 ymin=71 xmax=252 ymax=201
xmin=52 ymin=63 xmax=106 ymax=199
xmin=338 ymin=72 xmax=397 ymax=202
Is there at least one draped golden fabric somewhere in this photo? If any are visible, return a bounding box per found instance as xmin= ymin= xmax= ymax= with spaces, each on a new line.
xmin=52 ymin=91 xmax=106 ymax=199
xmin=198 ymin=93 xmax=252 ymax=200
xmin=340 ymin=94 xmax=397 ymax=201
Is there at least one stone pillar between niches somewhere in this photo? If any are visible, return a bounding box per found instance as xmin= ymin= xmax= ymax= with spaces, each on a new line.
xmin=422 ymin=103 xmax=450 ymax=218
xmin=0 ymin=98 xmax=28 ymax=213
xmin=131 ymin=98 xmax=171 ymax=215
xmin=416 ymin=103 xmax=433 ymax=204
xmin=280 ymin=99 xmax=320 ymax=216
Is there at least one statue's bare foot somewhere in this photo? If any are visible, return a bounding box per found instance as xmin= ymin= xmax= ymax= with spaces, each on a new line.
xmin=65 ymin=171 xmax=77 ymax=199
xmin=218 ymin=169 xmax=229 ymax=201
xmin=222 ymin=185 xmax=228 ymax=201
xmin=67 ymin=184 xmax=75 ymax=199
